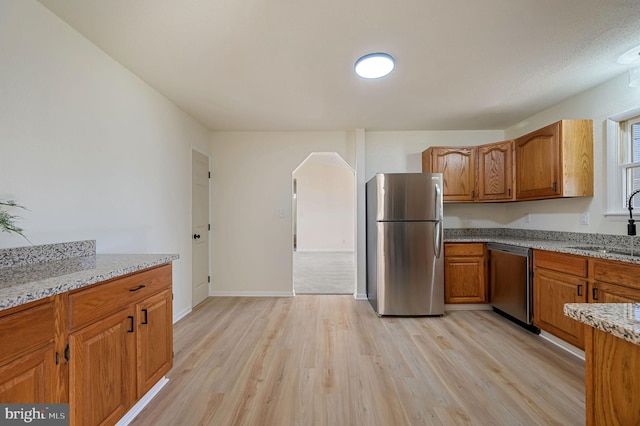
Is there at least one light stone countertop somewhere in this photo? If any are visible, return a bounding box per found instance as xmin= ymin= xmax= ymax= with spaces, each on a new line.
xmin=0 ymin=241 xmax=178 ymax=312
xmin=444 ymin=232 xmax=640 ymax=265
xmin=564 ymin=303 xmax=640 ymax=346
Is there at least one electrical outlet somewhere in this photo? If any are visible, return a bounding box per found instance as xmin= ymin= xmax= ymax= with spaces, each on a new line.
xmin=580 ymin=212 xmax=589 ymax=226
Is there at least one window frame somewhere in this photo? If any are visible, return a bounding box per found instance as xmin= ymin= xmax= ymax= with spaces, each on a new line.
xmin=605 ymin=107 xmax=640 ymax=218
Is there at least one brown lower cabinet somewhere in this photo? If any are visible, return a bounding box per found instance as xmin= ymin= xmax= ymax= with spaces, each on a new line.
xmin=0 ymin=297 xmax=62 ymax=403
xmin=0 ymin=263 xmax=173 ymax=426
xmin=533 ymin=250 xmax=589 ymax=349
xmin=533 ymin=250 xmax=640 ymax=350
xmin=444 ymin=243 xmax=488 ymax=303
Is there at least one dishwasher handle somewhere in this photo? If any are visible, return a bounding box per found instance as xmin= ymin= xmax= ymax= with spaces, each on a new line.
xmin=487 ymin=242 xmax=532 ymax=257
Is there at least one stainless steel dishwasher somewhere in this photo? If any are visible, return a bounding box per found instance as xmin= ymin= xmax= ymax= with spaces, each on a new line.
xmin=488 ymin=243 xmax=539 ymax=333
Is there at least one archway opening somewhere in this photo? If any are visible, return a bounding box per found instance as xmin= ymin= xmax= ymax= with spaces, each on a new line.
xmin=292 ymin=152 xmax=356 ymax=294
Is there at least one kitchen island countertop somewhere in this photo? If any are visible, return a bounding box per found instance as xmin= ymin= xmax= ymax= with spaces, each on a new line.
xmin=564 ymin=303 xmax=640 ymax=346
xmin=0 ymin=240 xmax=178 ymax=312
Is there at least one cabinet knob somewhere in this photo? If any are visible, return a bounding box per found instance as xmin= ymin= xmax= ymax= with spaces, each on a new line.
xmin=193 ymin=234 xmax=201 ymax=240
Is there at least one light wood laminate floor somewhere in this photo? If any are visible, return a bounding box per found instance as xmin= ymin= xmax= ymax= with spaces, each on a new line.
xmin=131 ymin=296 xmax=585 ymax=426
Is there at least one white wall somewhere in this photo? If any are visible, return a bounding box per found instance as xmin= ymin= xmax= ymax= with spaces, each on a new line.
xmin=209 ymin=129 xmax=509 ymax=295
xmin=503 ymin=73 xmax=640 ymax=235
xmin=0 ymin=1 xmax=210 ymax=319
xmin=293 ymin=154 xmax=355 ymax=252
xmin=209 ymin=131 xmax=355 ymax=295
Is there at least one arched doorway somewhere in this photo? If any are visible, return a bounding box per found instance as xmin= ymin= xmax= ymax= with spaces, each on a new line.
xmin=292 ymin=153 xmax=356 ymax=294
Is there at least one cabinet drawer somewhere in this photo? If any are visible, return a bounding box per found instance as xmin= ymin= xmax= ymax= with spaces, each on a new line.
xmin=533 ymin=250 xmax=587 ymax=277
xmin=445 ymin=243 xmax=485 ymax=256
xmin=69 ymin=264 xmax=171 ymax=330
xmin=592 ymin=260 xmax=640 ymax=290
xmin=0 ymin=298 xmax=55 ymax=365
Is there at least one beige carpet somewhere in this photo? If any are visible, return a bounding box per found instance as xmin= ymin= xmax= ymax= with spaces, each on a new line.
xmin=293 ymin=251 xmax=355 ymax=294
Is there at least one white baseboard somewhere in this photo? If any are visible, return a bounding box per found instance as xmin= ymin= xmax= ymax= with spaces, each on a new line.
xmin=210 ymin=291 xmax=294 ymax=297
xmin=354 ymin=293 xmax=367 ymax=300
xmin=294 ymin=249 xmax=355 ymax=253
xmin=116 ymin=377 xmax=169 ymax=425
xmin=539 ymin=331 xmax=585 ymax=360
xmin=173 ymin=307 xmax=191 ymax=324
xmin=445 ymin=304 xmax=492 ymax=311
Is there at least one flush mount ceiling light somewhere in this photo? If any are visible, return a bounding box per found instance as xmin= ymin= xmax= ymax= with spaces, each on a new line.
xmin=617 ymin=45 xmax=640 ymax=87
xmin=354 ymin=52 xmax=395 ymax=79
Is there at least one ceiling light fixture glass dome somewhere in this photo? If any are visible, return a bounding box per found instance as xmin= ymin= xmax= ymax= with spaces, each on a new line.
xmin=354 ymin=52 xmax=395 ymax=79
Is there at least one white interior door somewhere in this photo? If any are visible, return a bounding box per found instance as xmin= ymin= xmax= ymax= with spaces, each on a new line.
xmin=192 ymin=149 xmax=210 ymax=307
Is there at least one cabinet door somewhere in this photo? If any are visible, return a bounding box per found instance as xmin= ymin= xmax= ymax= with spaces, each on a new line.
xmin=428 ymin=147 xmax=476 ymax=202
xmin=69 ymin=308 xmax=135 ymax=426
xmin=477 ymin=140 xmax=514 ymax=201
xmin=515 ymin=122 xmax=561 ymax=200
xmin=445 ymin=256 xmax=487 ymax=303
xmin=590 ymin=281 xmax=640 ymax=303
xmin=136 ymin=290 xmax=173 ymax=398
xmin=0 ymin=345 xmax=56 ymax=403
xmin=534 ymin=267 xmax=587 ymax=349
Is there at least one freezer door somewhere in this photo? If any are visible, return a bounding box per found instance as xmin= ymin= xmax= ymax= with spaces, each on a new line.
xmin=376 ymin=221 xmax=444 ymax=315
xmin=368 ymin=173 xmax=443 ymax=222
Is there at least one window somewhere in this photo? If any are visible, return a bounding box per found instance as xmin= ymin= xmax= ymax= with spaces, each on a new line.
xmin=606 ymin=107 xmax=640 ymax=217
xmin=621 ymin=116 xmax=640 ymax=209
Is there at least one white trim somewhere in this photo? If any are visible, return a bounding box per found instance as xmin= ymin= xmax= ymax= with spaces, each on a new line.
xmin=606 ymin=118 xmax=622 ymax=214
xmin=354 ymin=293 xmax=367 ymax=300
xmin=116 ymin=377 xmax=169 ymax=425
xmin=606 ymin=107 xmax=640 ymax=217
xmin=173 ymin=307 xmax=192 ymax=324
xmin=538 ymin=331 xmax=585 ymax=360
xmin=445 ymin=303 xmax=492 ymax=311
xmin=604 ymin=212 xmax=639 ymax=220
xmin=210 ymin=291 xmax=294 ymax=297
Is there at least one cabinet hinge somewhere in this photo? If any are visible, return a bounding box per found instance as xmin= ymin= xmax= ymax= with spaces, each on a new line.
xmin=64 ymin=344 xmax=70 ymax=362
xmin=55 ymin=352 xmax=60 ymax=365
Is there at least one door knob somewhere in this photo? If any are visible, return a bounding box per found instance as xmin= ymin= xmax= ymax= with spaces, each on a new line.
xmin=193 ymin=234 xmax=201 ymax=239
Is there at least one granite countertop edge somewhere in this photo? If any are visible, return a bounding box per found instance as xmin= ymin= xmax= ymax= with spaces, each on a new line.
xmin=0 ymin=253 xmax=179 ymax=312
xmin=444 ymin=236 xmax=640 ymax=265
xmin=564 ymin=303 xmax=640 ymax=346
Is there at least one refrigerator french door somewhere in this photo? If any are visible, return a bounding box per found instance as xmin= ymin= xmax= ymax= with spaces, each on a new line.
xmin=366 ymin=173 xmax=444 ymax=316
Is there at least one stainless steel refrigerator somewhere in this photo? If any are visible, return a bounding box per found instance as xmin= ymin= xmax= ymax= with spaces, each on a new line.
xmin=366 ymin=173 xmax=444 ymax=316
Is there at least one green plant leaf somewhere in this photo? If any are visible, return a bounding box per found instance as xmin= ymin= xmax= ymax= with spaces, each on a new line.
xmin=0 ymin=200 xmax=31 ymax=243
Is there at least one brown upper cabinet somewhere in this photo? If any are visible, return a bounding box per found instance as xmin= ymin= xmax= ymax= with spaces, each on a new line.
xmin=422 ymin=147 xmax=476 ymax=201
xmin=422 ymin=140 xmax=514 ymax=203
xmin=515 ymin=119 xmax=593 ymax=200
xmin=422 ymin=119 xmax=593 ymax=203
xmin=477 ymin=140 xmax=514 ymax=202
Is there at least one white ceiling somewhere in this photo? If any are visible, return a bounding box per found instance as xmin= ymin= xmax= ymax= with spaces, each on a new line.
xmin=37 ymin=0 xmax=640 ymax=132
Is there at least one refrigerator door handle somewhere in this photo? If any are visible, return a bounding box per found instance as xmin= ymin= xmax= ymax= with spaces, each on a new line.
xmin=434 ymin=221 xmax=442 ymax=258
xmin=434 ymin=182 xmax=443 ymax=258
xmin=434 ymin=183 xmax=442 ymax=221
